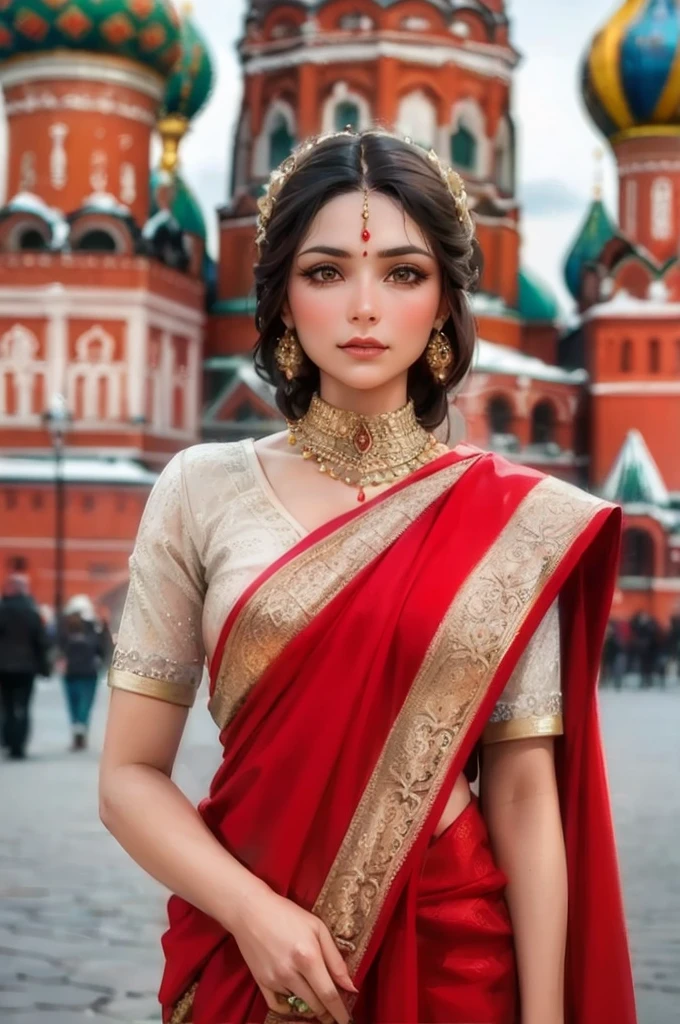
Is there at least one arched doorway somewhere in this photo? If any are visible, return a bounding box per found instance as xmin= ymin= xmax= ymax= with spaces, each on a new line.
xmin=487 ymin=395 xmax=513 ymax=437
xmin=531 ymin=400 xmax=556 ymax=445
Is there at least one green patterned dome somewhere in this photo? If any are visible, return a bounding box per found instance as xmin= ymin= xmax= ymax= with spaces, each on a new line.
xmin=149 ymin=167 xmax=206 ymax=240
xmin=0 ymin=0 xmax=181 ymax=78
xmin=160 ymin=4 xmax=213 ymax=120
xmin=518 ymin=267 xmax=559 ymax=322
xmin=564 ymin=196 xmax=616 ymax=300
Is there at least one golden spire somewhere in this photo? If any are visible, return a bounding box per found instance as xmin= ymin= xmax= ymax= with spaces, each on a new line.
xmin=157 ymin=113 xmax=189 ymax=175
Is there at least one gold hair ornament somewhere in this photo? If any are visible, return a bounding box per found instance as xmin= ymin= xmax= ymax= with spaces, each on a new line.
xmin=255 ymin=129 xmax=473 ymax=255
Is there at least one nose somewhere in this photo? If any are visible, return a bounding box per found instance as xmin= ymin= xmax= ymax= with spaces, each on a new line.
xmin=350 ymin=281 xmax=380 ymax=328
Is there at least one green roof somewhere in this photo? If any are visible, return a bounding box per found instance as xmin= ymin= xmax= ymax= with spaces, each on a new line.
xmin=564 ymin=197 xmax=616 ymax=300
xmin=149 ymin=169 xmax=206 ymax=240
xmin=518 ymin=267 xmax=559 ymax=322
xmin=0 ymin=0 xmax=181 ymax=77
xmin=602 ymin=429 xmax=669 ymax=507
xmin=161 ymin=7 xmax=213 ymax=121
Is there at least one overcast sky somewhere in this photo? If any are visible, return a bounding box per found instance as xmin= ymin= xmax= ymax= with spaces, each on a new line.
xmin=0 ymin=0 xmax=621 ymax=316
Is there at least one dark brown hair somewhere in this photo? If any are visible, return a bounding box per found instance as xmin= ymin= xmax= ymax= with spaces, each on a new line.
xmin=253 ymin=130 xmax=480 ymax=429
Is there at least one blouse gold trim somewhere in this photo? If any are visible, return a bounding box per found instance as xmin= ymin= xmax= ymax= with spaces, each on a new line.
xmin=107 ymin=668 xmax=196 ymax=708
xmin=483 ymin=713 xmax=564 ymax=745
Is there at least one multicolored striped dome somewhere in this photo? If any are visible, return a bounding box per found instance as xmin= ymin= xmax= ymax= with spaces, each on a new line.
xmin=160 ymin=5 xmax=213 ymax=121
xmin=582 ymin=0 xmax=680 ymax=139
xmin=0 ymin=0 xmax=181 ymax=78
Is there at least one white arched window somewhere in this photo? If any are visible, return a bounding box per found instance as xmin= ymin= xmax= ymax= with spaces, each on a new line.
xmin=651 ymin=177 xmax=672 ymax=241
xmin=493 ymin=116 xmax=514 ymax=194
xmin=253 ymin=100 xmax=297 ymax=178
xmin=625 ymin=179 xmax=638 ymax=237
xmin=396 ymin=90 xmax=437 ymax=150
xmin=0 ymin=324 xmax=45 ymax=421
xmin=450 ymin=99 xmax=488 ymax=177
xmin=67 ymin=325 xmax=124 ymax=421
xmin=321 ymin=82 xmax=371 ymax=134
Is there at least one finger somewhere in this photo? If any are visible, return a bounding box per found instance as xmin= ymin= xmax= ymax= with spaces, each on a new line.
xmin=261 ymin=986 xmax=294 ymax=1016
xmin=287 ymin=971 xmax=341 ymax=1024
xmin=297 ymin=961 xmax=351 ymax=1024
xmin=317 ymin=927 xmax=358 ymax=994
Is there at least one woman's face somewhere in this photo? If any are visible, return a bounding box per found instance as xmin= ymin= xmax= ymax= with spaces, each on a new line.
xmin=283 ymin=190 xmax=448 ymax=412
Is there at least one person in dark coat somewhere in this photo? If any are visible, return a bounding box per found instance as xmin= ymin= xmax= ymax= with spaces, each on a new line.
xmin=59 ymin=595 xmax=112 ymax=751
xmin=0 ymin=574 xmax=51 ymax=759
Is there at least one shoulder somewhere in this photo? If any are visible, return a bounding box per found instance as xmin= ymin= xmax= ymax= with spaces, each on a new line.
xmin=158 ymin=441 xmax=253 ymax=491
xmin=459 ymin=445 xmax=616 ymax=515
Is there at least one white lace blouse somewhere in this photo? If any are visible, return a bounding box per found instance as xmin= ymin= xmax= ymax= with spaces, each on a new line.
xmin=108 ymin=441 xmax=563 ymax=745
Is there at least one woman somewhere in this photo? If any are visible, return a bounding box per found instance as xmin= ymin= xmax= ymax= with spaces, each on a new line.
xmin=60 ymin=595 xmax=110 ymax=751
xmin=99 ymin=130 xmax=636 ymax=1024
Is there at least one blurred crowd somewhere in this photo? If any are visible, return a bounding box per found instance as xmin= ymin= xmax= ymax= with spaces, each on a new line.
xmin=0 ymin=572 xmax=112 ymax=760
xmin=602 ymin=610 xmax=680 ymax=689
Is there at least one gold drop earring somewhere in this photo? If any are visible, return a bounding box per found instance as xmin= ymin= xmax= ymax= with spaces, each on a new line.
xmin=426 ymin=325 xmax=454 ymax=383
xmin=274 ymin=326 xmax=304 ymax=381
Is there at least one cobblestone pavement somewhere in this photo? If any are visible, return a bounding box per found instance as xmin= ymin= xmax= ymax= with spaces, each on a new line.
xmin=1 ymin=679 xmax=678 ymax=1023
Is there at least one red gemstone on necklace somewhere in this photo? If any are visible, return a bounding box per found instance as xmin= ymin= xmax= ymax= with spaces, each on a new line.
xmin=362 ymin=229 xmax=370 ymax=241
xmin=354 ymin=424 xmax=373 ymax=454
xmin=357 ymin=488 xmax=366 ymax=503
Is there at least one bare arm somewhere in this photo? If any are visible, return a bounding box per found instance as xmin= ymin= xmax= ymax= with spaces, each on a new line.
xmin=481 ymin=737 xmax=567 ymax=1024
xmin=99 ymin=689 xmax=355 ymax=1023
xmin=99 ymin=689 xmax=269 ymax=929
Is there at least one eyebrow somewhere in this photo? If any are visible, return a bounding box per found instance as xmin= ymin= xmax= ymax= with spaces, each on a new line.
xmin=297 ymin=244 xmax=434 ymax=259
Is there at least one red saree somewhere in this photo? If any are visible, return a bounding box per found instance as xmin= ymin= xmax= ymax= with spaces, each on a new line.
xmin=160 ymin=445 xmax=637 ymax=1024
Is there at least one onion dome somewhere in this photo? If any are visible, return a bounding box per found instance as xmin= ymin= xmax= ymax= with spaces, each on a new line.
xmin=157 ymin=3 xmax=214 ymax=174
xmin=602 ymin=429 xmax=669 ymax=506
xmin=0 ymin=0 xmax=181 ymax=77
xmin=564 ymin=195 xmax=617 ymax=299
xmin=149 ymin=167 xmax=206 ymax=240
xmin=518 ymin=267 xmax=559 ymax=322
xmin=582 ymin=0 xmax=680 ymax=139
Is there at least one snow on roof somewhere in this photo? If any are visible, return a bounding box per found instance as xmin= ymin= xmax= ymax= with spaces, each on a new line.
xmin=601 ymin=429 xmax=670 ymax=507
xmin=79 ymin=192 xmax=133 ymax=217
xmin=585 ymin=288 xmax=680 ymax=320
xmin=2 ymin=191 xmax=69 ymax=248
xmin=0 ymin=457 xmax=158 ymax=486
xmin=474 ymin=339 xmax=587 ymax=384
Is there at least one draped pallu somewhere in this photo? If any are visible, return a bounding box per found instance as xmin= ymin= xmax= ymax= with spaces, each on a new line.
xmin=160 ymin=446 xmax=637 ymax=1024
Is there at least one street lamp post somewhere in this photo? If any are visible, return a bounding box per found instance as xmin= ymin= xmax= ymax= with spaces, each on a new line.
xmin=43 ymin=394 xmax=71 ymax=622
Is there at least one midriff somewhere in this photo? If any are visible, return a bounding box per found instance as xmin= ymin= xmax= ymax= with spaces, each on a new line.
xmin=433 ymin=772 xmax=472 ymax=839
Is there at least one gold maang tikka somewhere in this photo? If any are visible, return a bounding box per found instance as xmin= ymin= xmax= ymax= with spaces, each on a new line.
xmin=360 ymin=145 xmax=371 ymax=246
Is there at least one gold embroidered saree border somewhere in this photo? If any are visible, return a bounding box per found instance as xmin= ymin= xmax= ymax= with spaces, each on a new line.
xmin=310 ymin=475 xmax=610 ymax=974
xmin=107 ymin=668 xmax=196 ymax=708
xmin=208 ymin=456 xmax=481 ymax=731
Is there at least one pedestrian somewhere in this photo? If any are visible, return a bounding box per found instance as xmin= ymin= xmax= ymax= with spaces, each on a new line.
xmin=0 ymin=573 xmax=51 ymax=760
xmin=59 ymin=595 xmax=112 ymax=751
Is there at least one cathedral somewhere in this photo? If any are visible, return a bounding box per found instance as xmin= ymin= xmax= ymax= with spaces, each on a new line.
xmin=0 ymin=0 xmax=678 ymax=626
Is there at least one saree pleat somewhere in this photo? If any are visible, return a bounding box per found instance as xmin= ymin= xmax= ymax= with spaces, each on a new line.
xmin=160 ymin=449 xmax=636 ymax=1024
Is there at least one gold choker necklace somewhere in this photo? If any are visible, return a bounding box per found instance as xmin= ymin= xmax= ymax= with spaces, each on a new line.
xmin=287 ymin=394 xmax=446 ymax=502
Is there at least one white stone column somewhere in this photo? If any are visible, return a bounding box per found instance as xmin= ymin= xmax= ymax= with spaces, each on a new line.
xmin=185 ymin=333 xmax=200 ymax=435
xmin=126 ymin=307 xmax=147 ymax=421
xmin=46 ymin=285 xmax=68 ymax=404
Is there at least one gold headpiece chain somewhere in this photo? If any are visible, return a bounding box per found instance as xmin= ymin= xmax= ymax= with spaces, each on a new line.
xmin=255 ymin=129 xmax=473 ymax=256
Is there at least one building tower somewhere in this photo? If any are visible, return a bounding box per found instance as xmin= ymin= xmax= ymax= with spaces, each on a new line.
xmin=0 ymin=1 xmax=213 ymax=613
xmin=205 ymin=0 xmax=584 ymax=464
xmin=564 ymin=0 xmax=680 ymax=622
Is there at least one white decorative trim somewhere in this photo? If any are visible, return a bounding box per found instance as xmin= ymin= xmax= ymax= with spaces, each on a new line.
xmin=253 ymin=98 xmax=297 ymax=178
xmin=0 ymin=54 xmax=163 ymax=101
xmin=0 ymin=285 xmax=205 ymax=329
xmin=0 ymin=324 xmax=46 ymax=421
xmin=625 ymin=178 xmax=638 ymax=237
xmin=120 ymin=162 xmax=137 ymax=206
xmin=450 ymin=97 xmax=489 ymax=177
xmin=322 ymin=81 xmax=372 ymax=133
xmin=18 ymin=151 xmax=37 ymax=192
xmin=591 ymin=382 xmax=680 ymax=396
xmin=5 ymin=90 xmax=156 ymax=127
xmin=651 ymin=177 xmax=673 ymax=242
xmin=244 ymin=39 xmax=514 ymax=82
xmin=494 ymin=115 xmax=513 ymax=193
xmin=126 ymin=308 xmax=147 ymax=420
xmin=396 ymin=89 xmax=437 ymax=149
xmin=618 ymin=159 xmax=680 ymax=177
